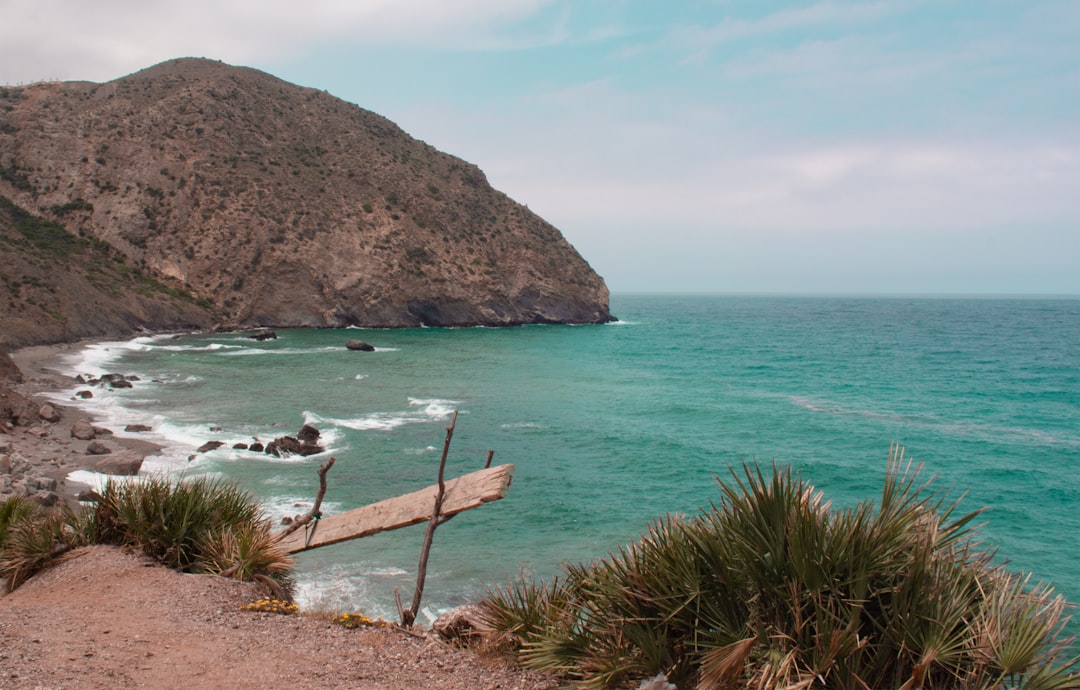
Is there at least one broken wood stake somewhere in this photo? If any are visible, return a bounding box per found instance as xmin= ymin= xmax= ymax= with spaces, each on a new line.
xmin=402 ymin=410 xmax=457 ymax=626
xmin=276 ymin=456 xmax=336 ymax=543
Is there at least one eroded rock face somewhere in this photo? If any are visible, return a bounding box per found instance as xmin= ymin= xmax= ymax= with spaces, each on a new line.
xmin=0 ymin=57 xmax=614 ymax=349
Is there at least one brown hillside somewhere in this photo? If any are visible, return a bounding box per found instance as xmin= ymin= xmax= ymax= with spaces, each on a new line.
xmin=0 ymin=57 xmax=612 ymax=338
xmin=0 ymin=195 xmax=214 ymax=349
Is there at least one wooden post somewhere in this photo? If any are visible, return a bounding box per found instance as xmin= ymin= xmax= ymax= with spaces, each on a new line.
xmin=400 ymin=411 xmax=457 ymax=626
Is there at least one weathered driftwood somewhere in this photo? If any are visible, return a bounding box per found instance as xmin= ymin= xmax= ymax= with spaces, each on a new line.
xmin=274 ymin=463 xmax=514 ymax=555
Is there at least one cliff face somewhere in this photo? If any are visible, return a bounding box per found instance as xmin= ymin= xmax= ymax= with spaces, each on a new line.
xmin=0 ymin=58 xmax=613 ymax=335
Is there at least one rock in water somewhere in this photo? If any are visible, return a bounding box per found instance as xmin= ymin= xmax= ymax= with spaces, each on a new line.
xmin=346 ymin=340 xmax=375 ymax=352
xmin=297 ymin=424 xmax=321 ymax=443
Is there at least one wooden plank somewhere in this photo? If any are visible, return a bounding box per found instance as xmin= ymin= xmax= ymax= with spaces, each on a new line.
xmin=275 ymin=463 xmax=514 ymax=554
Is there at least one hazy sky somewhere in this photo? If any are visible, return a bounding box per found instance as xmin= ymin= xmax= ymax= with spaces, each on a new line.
xmin=2 ymin=1 xmax=1078 ymax=294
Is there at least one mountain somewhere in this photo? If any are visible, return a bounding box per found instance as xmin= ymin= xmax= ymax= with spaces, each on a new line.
xmin=0 ymin=57 xmax=613 ymax=344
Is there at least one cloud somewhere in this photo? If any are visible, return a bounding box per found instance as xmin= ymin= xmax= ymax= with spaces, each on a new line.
xmin=672 ymin=0 xmax=906 ymax=62
xmin=0 ymin=0 xmax=552 ymax=84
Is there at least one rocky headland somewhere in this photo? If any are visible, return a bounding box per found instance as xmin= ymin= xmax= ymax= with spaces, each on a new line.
xmin=0 ymin=57 xmax=613 ymax=351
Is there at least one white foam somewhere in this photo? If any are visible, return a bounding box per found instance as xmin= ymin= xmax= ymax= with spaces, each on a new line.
xmin=293 ymin=561 xmax=408 ymax=618
xmin=218 ymin=346 xmax=342 ymax=357
xmin=152 ymin=342 xmax=242 ymax=352
xmin=262 ymin=496 xmax=343 ymax=524
xmin=305 ymin=398 xmax=461 ymax=433
xmin=500 ymin=421 xmax=544 ymax=430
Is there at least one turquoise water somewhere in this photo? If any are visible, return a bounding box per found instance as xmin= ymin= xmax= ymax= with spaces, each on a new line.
xmin=55 ymin=295 xmax=1080 ymax=622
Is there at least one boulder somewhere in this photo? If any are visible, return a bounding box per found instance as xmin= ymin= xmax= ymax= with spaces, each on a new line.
xmin=232 ymin=442 xmax=248 ymax=450
xmin=265 ymin=436 xmax=302 ymax=457
xmin=75 ymin=390 xmax=94 ymax=399
xmin=95 ymin=452 xmax=144 ymax=476
xmin=71 ymin=419 xmax=96 ymax=440
xmin=86 ymin=441 xmax=112 ymax=455
xmin=297 ymin=424 xmax=321 ymax=443
xmin=247 ymin=330 xmax=278 ymax=341
xmin=124 ymin=424 xmax=153 ymax=433
xmin=0 ymin=386 xmax=39 ymax=427
xmin=108 ymin=379 xmax=134 ymax=389
xmin=28 ymin=476 xmax=57 ymax=492
xmin=248 ymin=442 xmax=265 ymax=453
xmin=345 ymin=340 xmax=375 ymax=352
xmin=92 ymin=425 xmax=113 ymax=436
xmin=38 ymin=404 xmax=62 ymax=423
xmin=196 ymin=440 xmax=225 ymax=453
xmin=265 ymin=435 xmax=324 ymax=458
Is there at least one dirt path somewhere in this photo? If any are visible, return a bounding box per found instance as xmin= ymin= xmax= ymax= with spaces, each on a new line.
xmin=0 ymin=546 xmax=555 ymax=690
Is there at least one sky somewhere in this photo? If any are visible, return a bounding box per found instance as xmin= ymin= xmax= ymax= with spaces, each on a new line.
xmin=2 ymin=1 xmax=1078 ymax=294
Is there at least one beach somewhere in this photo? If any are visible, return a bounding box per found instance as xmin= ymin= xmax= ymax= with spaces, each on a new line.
xmin=2 ymin=341 xmax=168 ymax=506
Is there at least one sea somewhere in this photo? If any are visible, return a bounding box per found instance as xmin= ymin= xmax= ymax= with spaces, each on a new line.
xmin=45 ymin=294 xmax=1080 ymax=625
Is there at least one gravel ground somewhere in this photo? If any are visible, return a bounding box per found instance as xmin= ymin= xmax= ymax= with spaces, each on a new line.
xmin=0 ymin=546 xmax=559 ymax=690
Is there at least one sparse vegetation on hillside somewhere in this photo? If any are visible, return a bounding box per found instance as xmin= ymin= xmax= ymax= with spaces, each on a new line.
xmin=0 ymin=194 xmax=214 ymax=348
xmin=0 ymin=58 xmax=612 ymax=331
xmin=479 ymin=448 xmax=1079 ymax=689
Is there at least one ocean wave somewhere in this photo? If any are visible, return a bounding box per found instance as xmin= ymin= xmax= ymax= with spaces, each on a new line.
xmin=292 ymin=561 xmax=409 ymax=619
xmin=304 ymin=398 xmax=461 ymax=433
xmin=218 ymin=346 xmax=345 ymax=357
xmin=500 ymin=421 xmax=544 ymax=430
xmin=262 ymin=496 xmax=343 ymax=524
xmin=152 ymin=342 xmax=243 ymax=352
xmin=786 ymin=395 xmax=1080 ymax=448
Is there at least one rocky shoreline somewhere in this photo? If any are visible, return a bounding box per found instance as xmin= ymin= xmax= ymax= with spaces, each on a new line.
xmin=1 ymin=342 xmax=165 ymax=506
xmin=1 ymin=342 xmax=562 ymax=689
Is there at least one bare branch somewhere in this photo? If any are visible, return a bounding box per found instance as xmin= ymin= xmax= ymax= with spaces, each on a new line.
xmin=276 ymin=456 xmax=336 ymax=541
xmin=402 ymin=410 xmax=457 ymax=626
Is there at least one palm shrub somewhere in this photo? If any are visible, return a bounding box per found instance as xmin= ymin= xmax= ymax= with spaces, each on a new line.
xmin=197 ymin=520 xmax=293 ymax=581
xmin=0 ymin=496 xmax=38 ymax=551
xmin=0 ymin=499 xmax=79 ymax=591
xmin=479 ymin=446 xmax=1079 ymax=689
xmin=85 ymin=477 xmax=292 ymax=591
xmin=93 ymin=476 xmax=262 ymax=570
xmin=1 ymin=478 xmax=292 ymax=591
